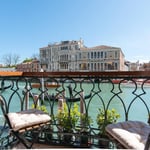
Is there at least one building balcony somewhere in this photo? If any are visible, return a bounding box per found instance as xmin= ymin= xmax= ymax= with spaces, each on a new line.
xmin=0 ymin=71 xmax=150 ymax=149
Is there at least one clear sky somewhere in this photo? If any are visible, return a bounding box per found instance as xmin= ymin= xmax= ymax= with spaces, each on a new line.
xmin=0 ymin=0 xmax=150 ymax=64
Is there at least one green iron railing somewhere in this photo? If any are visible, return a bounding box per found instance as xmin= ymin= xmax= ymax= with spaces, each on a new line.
xmin=0 ymin=71 xmax=150 ymax=148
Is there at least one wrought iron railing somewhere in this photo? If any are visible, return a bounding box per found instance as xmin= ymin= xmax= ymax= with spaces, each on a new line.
xmin=0 ymin=71 xmax=150 ymax=148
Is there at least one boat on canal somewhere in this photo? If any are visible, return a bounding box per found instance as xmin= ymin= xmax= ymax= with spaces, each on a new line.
xmin=23 ymin=84 xmax=92 ymax=102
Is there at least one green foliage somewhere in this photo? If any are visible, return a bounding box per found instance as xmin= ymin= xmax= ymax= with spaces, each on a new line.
xmin=80 ymin=113 xmax=93 ymax=131
xmin=23 ymin=58 xmax=33 ymax=63
xmin=56 ymin=103 xmax=80 ymax=131
xmin=96 ymin=108 xmax=120 ymax=135
xmin=31 ymin=104 xmax=48 ymax=113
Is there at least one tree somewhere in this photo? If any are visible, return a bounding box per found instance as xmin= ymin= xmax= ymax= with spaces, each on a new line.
xmin=23 ymin=58 xmax=33 ymax=63
xmin=13 ymin=54 xmax=20 ymax=65
xmin=2 ymin=54 xmax=12 ymax=67
xmin=2 ymin=53 xmax=20 ymax=67
xmin=31 ymin=53 xmax=39 ymax=60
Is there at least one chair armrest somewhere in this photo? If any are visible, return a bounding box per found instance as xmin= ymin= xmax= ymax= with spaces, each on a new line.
xmin=145 ymin=133 xmax=150 ymax=150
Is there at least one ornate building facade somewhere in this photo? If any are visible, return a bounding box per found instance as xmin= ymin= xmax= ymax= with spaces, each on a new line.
xmin=40 ymin=39 xmax=125 ymax=71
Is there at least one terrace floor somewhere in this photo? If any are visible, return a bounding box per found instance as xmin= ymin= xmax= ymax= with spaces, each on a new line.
xmin=12 ymin=143 xmax=73 ymax=149
xmin=10 ymin=139 xmax=102 ymax=149
xmin=9 ymin=140 xmax=110 ymax=149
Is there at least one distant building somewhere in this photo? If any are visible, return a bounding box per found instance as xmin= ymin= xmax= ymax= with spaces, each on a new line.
xmin=0 ymin=67 xmax=16 ymax=71
xmin=16 ymin=59 xmax=40 ymax=72
xmin=141 ymin=62 xmax=150 ymax=71
xmin=40 ymin=39 xmax=125 ymax=71
xmin=124 ymin=60 xmax=145 ymax=71
xmin=125 ymin=61 xmax=138 ymax=71
xmin=0 ymin=64 xmax=3 ymax=68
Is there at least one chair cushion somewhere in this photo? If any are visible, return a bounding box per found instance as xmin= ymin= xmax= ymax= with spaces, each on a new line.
xmin=106 ymin=121 xmax=150 ymax=149
xmin=7 ymin=109 xmax=51 ymax=131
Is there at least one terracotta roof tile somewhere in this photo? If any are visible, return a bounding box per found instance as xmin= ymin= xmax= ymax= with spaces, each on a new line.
xmin=0 ymin=72 xmax=23 ymax=76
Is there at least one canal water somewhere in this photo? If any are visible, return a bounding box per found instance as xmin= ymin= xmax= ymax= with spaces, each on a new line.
xmin=0 ymin=81 xmax=150 ymax=127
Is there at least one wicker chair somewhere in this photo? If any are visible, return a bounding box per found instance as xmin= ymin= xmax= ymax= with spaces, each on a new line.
xmin=106 ymin=120 xmax=150 ymax=150
xmin=0 ymin=96 xmax=51 ymax=149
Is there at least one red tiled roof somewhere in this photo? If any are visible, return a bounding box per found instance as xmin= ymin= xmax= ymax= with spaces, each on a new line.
xmin=0 ymin=72 xmax=23 ymax=76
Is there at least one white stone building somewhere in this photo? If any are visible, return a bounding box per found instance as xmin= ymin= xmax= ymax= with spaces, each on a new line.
xmin=40 ymin=39 xmax=125 ymax=71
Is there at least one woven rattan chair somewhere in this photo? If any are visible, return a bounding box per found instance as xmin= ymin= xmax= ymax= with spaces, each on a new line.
xmin=106 ymin=120 xmax=150 ymax=149
xmin=0 ymin=96 xmax=51 ymax=149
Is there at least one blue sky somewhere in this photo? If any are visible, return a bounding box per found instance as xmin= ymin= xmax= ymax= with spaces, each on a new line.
xmin=0 ymin=0 xmax=150 ymax=64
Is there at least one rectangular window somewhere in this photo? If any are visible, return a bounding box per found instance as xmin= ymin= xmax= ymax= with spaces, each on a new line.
xmin=115 ymin=62 xmax=118 ymax=70
xmin=97 ymin=52 xmax=100 ymax=58
xmin=91 ymin=52 xmax=93 ymax=59
xmin=101 ymin=52 xmax=103 ymax=58
xmin=115 ymin=51 xmax=118 ymax=58
xmin=94 ymin=52 xmax=96 ymax=58
xmin=104 ymin=52 xmax=107 ymax=58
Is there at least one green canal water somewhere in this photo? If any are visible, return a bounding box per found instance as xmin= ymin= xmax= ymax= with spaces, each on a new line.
xmin=1 ymin=82 xmax=150 ymax=127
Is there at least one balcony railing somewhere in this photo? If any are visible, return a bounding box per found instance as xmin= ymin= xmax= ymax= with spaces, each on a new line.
xmin=0 ymin=71 xmax=150 ymax=148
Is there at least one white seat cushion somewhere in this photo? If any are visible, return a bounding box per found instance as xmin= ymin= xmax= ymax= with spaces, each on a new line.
xmin=7 ymin=109 xmax=51 ymax=131
xmin=106 ymin=121 xmax=150 ymax=149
